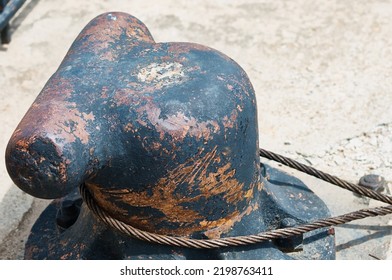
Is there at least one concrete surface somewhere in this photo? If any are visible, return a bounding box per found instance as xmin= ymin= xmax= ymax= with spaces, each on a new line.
xmin=0 ymin=0 xmax=391 ymax=259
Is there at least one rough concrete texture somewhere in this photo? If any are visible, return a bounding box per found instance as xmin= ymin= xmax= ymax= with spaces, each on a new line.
xmin=0 ymin=0 xmax=391 ymax=259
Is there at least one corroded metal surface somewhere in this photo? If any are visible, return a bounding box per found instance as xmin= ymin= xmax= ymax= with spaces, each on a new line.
xmin=6 ymin=12 xmax=335 ymax=259
xmin=24 ymin=164 xmax=335 ymax=259
xmin=6 ymin=12 xmax=260 ymax=238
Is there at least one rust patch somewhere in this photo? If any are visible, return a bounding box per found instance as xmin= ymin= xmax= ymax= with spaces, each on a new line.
xmin=167 ymin=42 xmax=214 ymax=56
xmin=114 ymin=88 xmax=138 ymax=107
xmin=135 ymin=101 xmax=220 ymax=142
xmin=86 ymin=146 xmax=257 ymax=237
xmin=101 ymin=86 xmax=110 ymax=99
xmin=222 ymin=109 xmax=239 ymax=129
xmin=82 ymin=112 xmax=95 ymax=121
xmin=113 ymin=87 xmax=153 ymax=107
xmin=13 ymin=76 xmax=93 ymax=146
xmin=123 ymin=123 xmax=134 ymax=132
xmin=71 ymin=13 xmax=155 ymax=61
xmin=46 ymin=106 xmax=92 ymax=145
xmin=258 ymin=180 xmax=263 ymax=191
xmin=152 ymin=141 xmax=162 ymax=150
xmin=202 ymin=203 xmax=259 ymax=239
xmin=99 ymin=50 xmax=117 ymax=62
xmin=197 ymin=161 xmax=245 ymax=204
xmin=12 ymin=136 xmax=68 ymax=184
xmin=84 ymin=183 xmax=130 ymax=217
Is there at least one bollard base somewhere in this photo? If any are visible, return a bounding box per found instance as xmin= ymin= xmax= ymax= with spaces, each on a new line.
xmin=24 ymin=163 xmax=335 ymax=260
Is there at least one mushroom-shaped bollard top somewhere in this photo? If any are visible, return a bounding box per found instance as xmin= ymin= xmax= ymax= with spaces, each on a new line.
xmin=6 ymin=12 xmax=261 ymax=239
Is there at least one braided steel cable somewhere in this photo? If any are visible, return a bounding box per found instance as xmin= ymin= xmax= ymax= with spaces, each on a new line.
xmin=259 ymin=148 xmax=392 ymax=205
xmin=80 ymin=183 xmax=392 ymax=249
xmin=79 ymin=148 xmax=392 ymax=249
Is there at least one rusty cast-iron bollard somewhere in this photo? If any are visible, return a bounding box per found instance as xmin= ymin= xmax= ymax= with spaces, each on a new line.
xmin=5 ymin=12 xmax=335 ymax=259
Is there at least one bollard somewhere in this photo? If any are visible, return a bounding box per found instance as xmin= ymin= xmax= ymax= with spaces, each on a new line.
xmin=5 ymin=12 xmax=335 ymax=260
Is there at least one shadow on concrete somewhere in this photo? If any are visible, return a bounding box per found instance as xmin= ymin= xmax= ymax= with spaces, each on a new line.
xmin=8 ymin=0 xmax=40 ymax=33
xmin=335 ymin=224 xmax=392 ymax=253
xmin=338 ymin=223 xmax=392 ymax=231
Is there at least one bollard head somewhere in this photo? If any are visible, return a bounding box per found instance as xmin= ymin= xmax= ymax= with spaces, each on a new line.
xmin=6 ymin=12 xmax=262 ymax=239
xmin=8 ymin=12 xmax=335 ymax=260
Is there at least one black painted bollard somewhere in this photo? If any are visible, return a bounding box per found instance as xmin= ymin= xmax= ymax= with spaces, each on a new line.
xmin=5 ymin=12 xmax=335 ymax=260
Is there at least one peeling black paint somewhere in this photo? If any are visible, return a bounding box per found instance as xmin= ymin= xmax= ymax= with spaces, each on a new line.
xmin=5 ymin=12 xmax=335 ymax=259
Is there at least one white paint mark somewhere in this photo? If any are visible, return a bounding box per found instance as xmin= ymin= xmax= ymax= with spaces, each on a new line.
xmin=137 ymin=62 xmax=186 ymax=87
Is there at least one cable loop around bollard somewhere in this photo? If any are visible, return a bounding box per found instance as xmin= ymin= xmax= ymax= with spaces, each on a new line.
xmin=79 ymin=148 xmax=392 ymax=249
